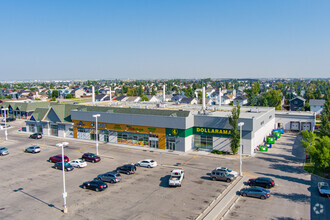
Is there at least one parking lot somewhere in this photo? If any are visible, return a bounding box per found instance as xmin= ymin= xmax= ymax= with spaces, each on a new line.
xmin=225 ymin=133 xmax=312 ymax=220
xmin=0 ymin=120 xmax=239 ymax=220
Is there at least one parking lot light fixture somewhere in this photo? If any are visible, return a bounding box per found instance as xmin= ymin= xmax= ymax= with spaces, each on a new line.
xmin=238 ymin=122 xmax=244 ymax=177
xmin=2 ymin=108 xmax=8 ymax=141
xmin=92 ymin=114 xmax=101 ymax=155
xmin=58 ymin=143 xmax=68 ymax=213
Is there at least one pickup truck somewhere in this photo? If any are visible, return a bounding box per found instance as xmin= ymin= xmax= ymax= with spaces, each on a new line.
xmin=169 ymin=169 xmax=184 ymax=187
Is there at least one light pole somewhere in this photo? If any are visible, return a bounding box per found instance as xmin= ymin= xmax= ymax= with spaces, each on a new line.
xmin=238 ymin=122 xmax=244 ymax=177
xmin=93 ymin=114 xmax=101 ymax=155
xmin=2 ymin=108 xmax=8 ymax=141
xmin=58 ymin=143 xmax=68 ymax=213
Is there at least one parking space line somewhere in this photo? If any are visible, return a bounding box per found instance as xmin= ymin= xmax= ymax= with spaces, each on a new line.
xmin=75 ymin=145 xmax=95 ymax=152
xmin=183 ymin=154 xmax=199 ymax=165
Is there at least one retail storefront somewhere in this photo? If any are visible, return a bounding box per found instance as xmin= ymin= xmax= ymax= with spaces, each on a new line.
xmin=73 ymin=120 xmax=166 ymax=149
xmin=166 ymin=127 xmax=232 ymax=150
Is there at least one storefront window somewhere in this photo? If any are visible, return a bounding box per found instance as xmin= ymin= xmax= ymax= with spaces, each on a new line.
xmin=194 ymin=135 xmax=213 ymax=149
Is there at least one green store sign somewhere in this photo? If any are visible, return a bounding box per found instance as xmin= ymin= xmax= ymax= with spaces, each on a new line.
xmin=166 ymin=127 xmax=231 ymax=137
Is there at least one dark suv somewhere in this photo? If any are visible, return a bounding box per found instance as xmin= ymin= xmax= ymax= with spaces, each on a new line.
xmin=116 ymin=164 xmax=136 ymax=175
xmin=247 ymin=177 xmax=275 ymax=189
xmin=82 ymin=180 xmax=108 ymax=192
xmin=2 ymin=117 xmax=16 ymax=122
xmin=29 ymin=133 xmax=42 ymax=139
xmin=82 ymin=153 xmax=101 ymax=163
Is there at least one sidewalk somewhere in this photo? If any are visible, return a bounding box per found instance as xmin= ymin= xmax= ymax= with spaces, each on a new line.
xmin=197 ymin=176 xmax=249 ymax=220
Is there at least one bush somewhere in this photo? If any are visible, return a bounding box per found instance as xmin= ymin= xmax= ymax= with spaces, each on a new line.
xmin=211 ymin=150 xmax=228 ymax=155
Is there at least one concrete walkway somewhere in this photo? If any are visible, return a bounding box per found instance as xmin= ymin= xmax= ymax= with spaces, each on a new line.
xmin=197 ymin=176 xmax=249 ymax=220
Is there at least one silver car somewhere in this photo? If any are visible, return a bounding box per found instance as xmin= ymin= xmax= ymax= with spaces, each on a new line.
xmin=0 ymin=147 xmax=9 ymax=156
xmin=210 ymin=170 xmax=236 ymax=182
xmin=25 ymin=145 xmax=41 ymax=153
xmin=97 ymin=172 xmax=122 ymax=183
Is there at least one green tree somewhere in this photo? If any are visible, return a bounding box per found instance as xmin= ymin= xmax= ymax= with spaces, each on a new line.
xmin=228 ymin=104 xmax=241 ymax=154
xmin=141 ymin=96 xmax=149 ymax=101
xmin=307 ymin=136 xmax=330 ymax=170
xmin=51 ymin=90 xmax=59 ymax=98
xmin=301 ymin=130 xmax=317 ymax=150
xmin=151 ymin=87 xmax=156 ymax=95
xmin=66 ymin=94 xmax=73 ymax=99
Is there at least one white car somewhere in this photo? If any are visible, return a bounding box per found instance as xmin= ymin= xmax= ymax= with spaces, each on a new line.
xmin=69 ymin=159 xmax=87 ymax=168
xmin=136 ymin=159 xmax=157 ymax=168
xmin=169 ymin=169 xmax=184 ymax=187
xmin=318 ymin=182 xmax=330 ymax=196
xmin=216 ymin=167 xmax=238 ymax=177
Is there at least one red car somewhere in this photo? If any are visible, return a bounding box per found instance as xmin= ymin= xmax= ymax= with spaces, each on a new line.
xmin=82 ymin=153 xmax=101 ymax=163
xmin=49 ymin=155 xmax=69 ymax=163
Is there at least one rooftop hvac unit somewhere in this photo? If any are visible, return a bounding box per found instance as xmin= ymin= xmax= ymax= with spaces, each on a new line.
xmin=250 ymin=108 xmax=259 ymax=113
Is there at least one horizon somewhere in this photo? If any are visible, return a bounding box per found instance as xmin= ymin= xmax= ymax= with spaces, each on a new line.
xmin=1 ymin=0 xmax=329 ymax=80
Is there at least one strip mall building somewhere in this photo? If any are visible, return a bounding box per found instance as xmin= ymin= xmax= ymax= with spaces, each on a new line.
xmin=1 ymin=101 xmax=315 ymax=155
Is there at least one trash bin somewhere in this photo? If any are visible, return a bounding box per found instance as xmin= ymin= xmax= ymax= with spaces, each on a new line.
xmin=260 ymin=146 xmax=268 ymax=151
xmin=271 ymin=135 xmax=278 ymax=141
xmin=272 ymin=131 xmax=281 ymax=138
xmin=267 ymin=136 xmax=275 ymax=144
xmin=265 ymin=143 xmax=272 ymax=148
xmin=273 ymin=128 xmax=284 ymax=134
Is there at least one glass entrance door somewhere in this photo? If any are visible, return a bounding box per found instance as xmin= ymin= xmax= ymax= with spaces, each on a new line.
xmin=149 ymin=140 xmax=158 ymax=148
xmin=168 ymin=142 xmax=175 ymax=150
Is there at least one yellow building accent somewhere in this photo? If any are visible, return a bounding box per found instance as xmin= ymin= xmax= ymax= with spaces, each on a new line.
xmin=73 ymin=126 xmax=77 ymax=138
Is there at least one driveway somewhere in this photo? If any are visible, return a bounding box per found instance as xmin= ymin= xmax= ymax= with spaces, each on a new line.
xmin=226 ymin=133 xmax=314 ymax=220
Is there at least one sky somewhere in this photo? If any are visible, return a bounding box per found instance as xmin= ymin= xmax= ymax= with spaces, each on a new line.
xmin=0 ymin=0 xmax=329 ymax=81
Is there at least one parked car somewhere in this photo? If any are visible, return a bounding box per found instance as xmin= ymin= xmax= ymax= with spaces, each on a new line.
xmin=54 ymin=162 xmax=74 ymax=171
xmin=169 ymin=169 xmax=184 ymax=187
xmin=136 ymin=159 xmax=157 ymax=168
xmin=29 ymin=133 xmax=42 ymax=139
xmin=82 ymin=153 xmax=100 ymax=163
xmin=69 ymin=159 xmax=87 ymax=168
xmin=49 ymin=154 xmax=69 ymax=163
xmin=210 ymin=169 xmax=237 ymax=182
xmin=247 ymin=177 xmax=275 ymax=189
xmin=97 ymin=172 xmax=122 ymax=183
xmin=2 ymin=117 xmax=16 ymax=122
xmin=82 ymin=180 xmax=108 ymax=192
xmin=216 ymin=167 xmax=239 ymax=177
xmin=0 ymin=147 xmax=9 ymax=156
xmin=116 ymin=164 xmax=136 ymax=175
xmin=318 ymin=182 xmax=330 ymax=196
xmin=240 ymin=187 xmax=271 ymax=199
xmin=0 ymin=123 xmax=10 ymax=128
xmin=25 ymin=145 xmax=41 ymax=153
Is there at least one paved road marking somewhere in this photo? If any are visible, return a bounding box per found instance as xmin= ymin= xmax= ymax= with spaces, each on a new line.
xmin=75 ymin=145 xmax=95 ymax=152
xmin=183 ymin=154 xmax=199 ymax=165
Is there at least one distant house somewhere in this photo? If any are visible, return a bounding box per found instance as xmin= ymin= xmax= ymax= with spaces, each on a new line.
xmin=95 ymin=94 xmax=111 ymax=102
xmin=114 ymin=96 xmax=128 ymax=102
xmin=222 ymin=95 xmax=234 ymax=105
xmin=171 ymin=95 xmax=187 ymax=103
xmin=234 ymin=95 xmax=248 ymax=106
xmin=145 ymin=95 xmax=160 ymax=103
xmin=126 ymin=96 xmax=141 ymax=102
xmin=290 ymin=96 xmax=306 ymax=111
xmin=180 ymin=98 xmax=198 ymax=105
xmin=70 ymin=89 xmax=85 ymax=98
xmin=309 ymin=99 xmax=326 ymax=114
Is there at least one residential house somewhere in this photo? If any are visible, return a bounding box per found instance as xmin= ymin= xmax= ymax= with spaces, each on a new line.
xmin=180 ymin=98 xmax=198 ymax=105
xmin=70 ymin=89 xmax=85 ymax=98
xmin=126 ymin=96 xmax=141 ymax=102
xmin=234 ymin=95 xmax=248 ymax=106
xmin=171 ymin=95 xmax=187 ymax=103
xmin=290 ymin=96 xmax=306 ymax=111
xmin=145 ymin=95 xmax=160 ymax=103
xmin=309 ymin=99 xmax=326 ymax=114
